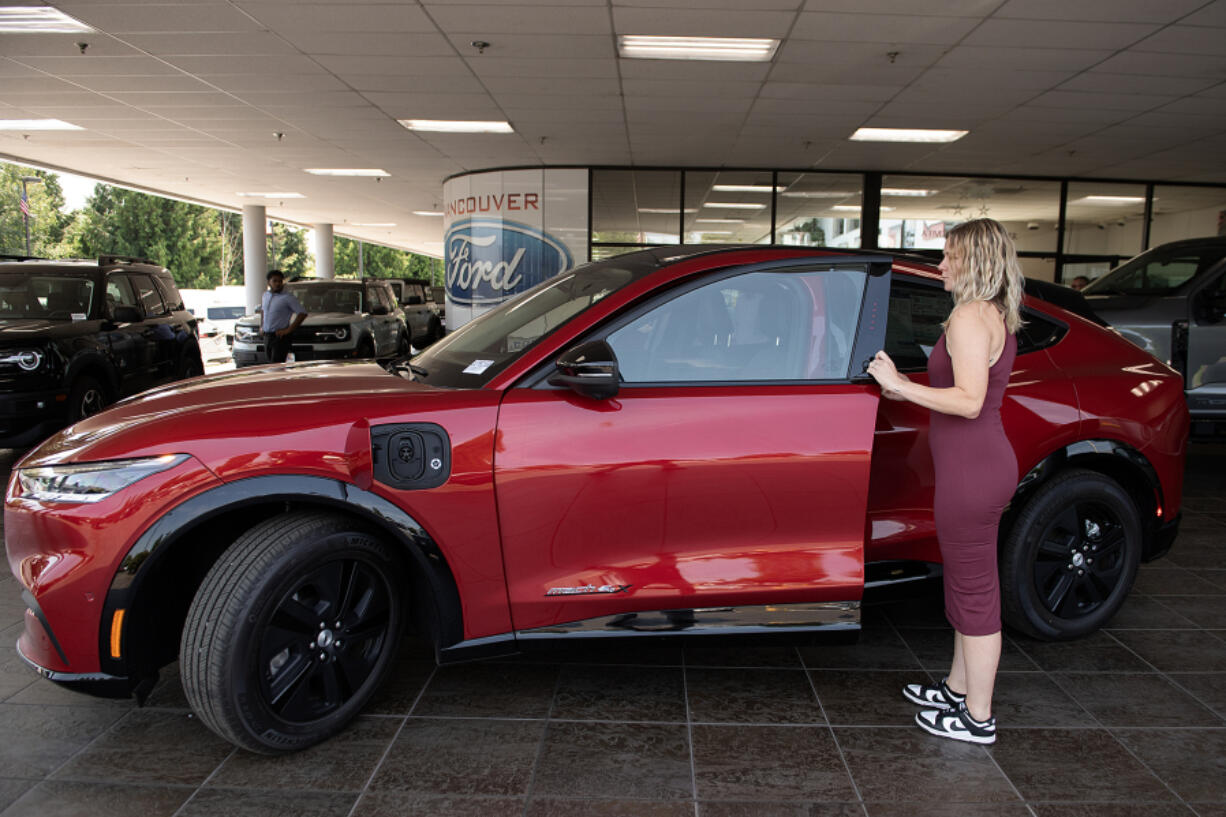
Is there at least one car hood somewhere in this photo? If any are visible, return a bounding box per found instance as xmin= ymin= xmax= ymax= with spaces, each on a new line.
xmin=21 ymin=360 xmax=472 ymax=467
xmin=0 ymin=317 xmax=101 ymax=340
xmin=236 ymin=312 xmax=376 ymax=327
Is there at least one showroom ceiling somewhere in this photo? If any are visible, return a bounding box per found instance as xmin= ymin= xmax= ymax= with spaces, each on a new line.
xmin=1 ymin=0 xmax=1225 ymax=256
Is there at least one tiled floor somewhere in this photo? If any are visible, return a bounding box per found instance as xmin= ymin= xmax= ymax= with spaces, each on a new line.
xmin=1 ymin=443 xmax=1224 ymax=817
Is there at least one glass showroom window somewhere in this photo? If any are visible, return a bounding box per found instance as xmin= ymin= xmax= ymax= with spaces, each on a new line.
xmin=1062 ymin=182 xmax=1149 ymax=282
xmin=683 ymin=171 xmax=774 ymax=244
xmin=1150 ymin=186 xmax=1226 ymax=246
xmin=774 ymin=173 xmax=864 ymax=249
xmin=881 ymin=175 xmax=1061 ymax=281
xmin=591 ymin=169 xmax=682 ymax=259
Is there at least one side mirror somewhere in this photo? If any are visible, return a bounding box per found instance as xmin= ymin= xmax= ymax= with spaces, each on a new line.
xmin=370 ymin=304 xmax=389 ymax=316
xmin=549 ymin=340 xmax=619 ymax=400
xmin=112 ymin=305 xmax=142 ymax=323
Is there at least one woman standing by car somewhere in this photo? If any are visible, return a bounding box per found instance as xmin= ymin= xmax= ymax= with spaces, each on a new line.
xmin=866 ymin=218 xmax=1024 ymax=744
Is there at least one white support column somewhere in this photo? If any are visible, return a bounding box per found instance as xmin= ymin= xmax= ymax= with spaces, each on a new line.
xmin=242 ymin=204 xmax=267 ymax=314
xmin=312 ymin=223 xmax=334 ymax=279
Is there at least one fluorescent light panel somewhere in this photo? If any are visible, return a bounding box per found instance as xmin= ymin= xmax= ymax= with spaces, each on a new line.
xmin=304 ymin=168 xmax=389 ymax=177
xmin=619 ymin=35 xmax=779 ymax=62
xmin=399 ymin=119 xmax=513 ymax=133
xmin=0 ymin=119 xmax=82 ymax=131
xmin=1075 ymin=195 xmax=1145 ymax=204
xmin=0 ymin=6 xmax=93 ymax=32
xmin=850 ymin=127 xmax=968 ymax=143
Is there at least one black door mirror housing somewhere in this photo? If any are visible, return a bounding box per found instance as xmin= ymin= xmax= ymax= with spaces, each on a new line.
xmin=549 ymin=340 xmax=620 ymax=400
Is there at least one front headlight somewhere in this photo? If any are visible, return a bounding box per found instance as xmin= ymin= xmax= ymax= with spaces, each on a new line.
xmin=17 ymin=454 xmax=189 ymax=504
xmin=0 ymin=349 xmax=45 ymax=371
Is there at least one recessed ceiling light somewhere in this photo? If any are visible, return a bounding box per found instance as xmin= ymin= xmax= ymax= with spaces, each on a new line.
xmin=695 ymin=218 xmax=745 ymax=224
xmin=1075 ymin=195 xmax=1146 ymax=204
xmin=881 ymin=188 xmax=936 ymax=197
xmin=711 ymin=184 xmax=774 ymax=193
xmin=0 ymin=7 xmax=93 ymax=33
xmin=638 ymin=207 xmax=697 ymax=214
xmin=704 ymin=202 xmax=767 ymax=210
xmin=304 ymin=168 xmax=390 ymax=177
xmin=412 ymin=211 xmax=444 ymax=216
xmin=399 ymin=119 xmax=514 ymax=133
xmin=780 ymin=191 xmax=857 ymax=198
xmin=353 ymin=222 xmax=397 ymax=227
xmin=0 ymin=118 xmax=83 ymax=131
xmin=619 ymin=35 xmax=779 ymax=62
xmin=850 ymin=127 xmax=968 ymax=143
xmin=236 ymin=191 xmax=305 ymax=199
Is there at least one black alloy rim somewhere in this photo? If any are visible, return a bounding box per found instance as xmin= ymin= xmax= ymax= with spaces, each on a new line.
xmin=256 ymin=556 xmax=392 ymax=723
xmin=79 ymin=386 xmax=106 ymax=417
xmin=1032 ymin=501 xmax=1127 ymax=620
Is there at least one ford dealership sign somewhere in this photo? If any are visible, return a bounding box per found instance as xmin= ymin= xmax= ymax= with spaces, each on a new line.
xmin=445 ymin=218 xmax=573 ymax=306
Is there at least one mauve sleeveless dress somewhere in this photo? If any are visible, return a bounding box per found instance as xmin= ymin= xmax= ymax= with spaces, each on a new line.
xmin=927 ymin=328 xmax=1017 ymax=637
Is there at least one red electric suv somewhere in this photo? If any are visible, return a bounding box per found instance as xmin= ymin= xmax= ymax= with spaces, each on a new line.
xmin=5 ymin=246 xmax=1188 ymax=753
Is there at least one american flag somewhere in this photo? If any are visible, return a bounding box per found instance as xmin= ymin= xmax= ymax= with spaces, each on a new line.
xmin=19 ymin=187 xmax=29 ymax=218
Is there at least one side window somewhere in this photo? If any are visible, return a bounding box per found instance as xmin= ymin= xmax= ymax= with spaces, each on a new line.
xmin=105 ymin=275 xmax=140 ymax=317
xmin=884 ymin=280 xmax=953 ymax=371
xmin=129 ymin=274 xmax=166 ymax=318
xmin=153 ymin=275 xmax=184 ymax=311
xmin=607 ymin=268 xmax=866 ymax=383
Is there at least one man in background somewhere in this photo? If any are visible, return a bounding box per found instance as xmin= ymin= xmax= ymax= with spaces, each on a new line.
xmin=261 ymin=269 xmax=307 ymax=363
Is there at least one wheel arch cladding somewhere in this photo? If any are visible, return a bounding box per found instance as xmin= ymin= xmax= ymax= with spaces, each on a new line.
xmin=100 ymin=475 xmax=463 ymax=681
xmin=1005 ymin=439 xmax=1163 ymax=556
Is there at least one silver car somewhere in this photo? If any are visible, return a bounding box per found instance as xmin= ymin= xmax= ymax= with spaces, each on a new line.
xmin=1082 ymin=237 xmax=1226 ymax=429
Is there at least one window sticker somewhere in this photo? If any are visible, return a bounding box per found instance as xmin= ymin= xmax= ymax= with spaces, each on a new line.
xmin=462 ymin=359 xmax=495 ymax=375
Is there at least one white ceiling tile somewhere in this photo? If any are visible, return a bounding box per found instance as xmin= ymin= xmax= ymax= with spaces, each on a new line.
xmin=612 ymin=7 xmax=796 ymax=37
xmin=1092 ymin=51 xmax=1226 ymax=78
xmin=935 ymin=45 xmax=1114 ymax=72
xmin=1028 ymin=90 xmax=1176 ymax=112
xmin=1169 ymin=0 xmax=1226 ymax=27
xmin=1058 ymin=72 xmax=1219 ymax=96
xmin=121 ymin=32 xmax=303 ymax=56
xmin=238 ymin=3 xmax=436 ymax=31
xmin=58 ymin=3 xmax=263 ymax=33
xmin=427 ymin=4 xmax=610 ymax=34
xmin=758 ymin=82 xmax=900 ymax=101
xmin=964 ymin=19 xmax=1159 ymax=50
xmin=803 ymin=0 xmax=999 ymax=12
xmin=993 ymin=0 xmax=1208 ymax=23
xmin=792 ymin=12 xmax=978 ymax=44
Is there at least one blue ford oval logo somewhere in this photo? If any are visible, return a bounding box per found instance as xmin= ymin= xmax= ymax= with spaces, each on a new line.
xmin=445 ymin=218 xmax=573 ymax=306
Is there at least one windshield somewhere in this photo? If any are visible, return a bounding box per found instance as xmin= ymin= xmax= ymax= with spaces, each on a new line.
xmin=207 ymin=305 xmax=247 ymax=320
xmin=1084 ymin=243 xmax=1226 ymax=296
xmin=409 ymin=253 xmax=660 ymax=388
xmin=0 ymin=273 xmax=96 ymax=320
xmin=286 ymin=283 xmax=364 ymax=313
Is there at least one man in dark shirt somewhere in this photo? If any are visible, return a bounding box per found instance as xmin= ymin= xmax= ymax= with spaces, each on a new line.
xmin=260 ymin=270 xmax=307 ymax=363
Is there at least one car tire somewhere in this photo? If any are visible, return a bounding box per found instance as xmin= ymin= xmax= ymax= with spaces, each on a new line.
xmin=180 ymin=512 xmax=405 ymax=754
xmin=67 ymin=375 xmax=108 ymax=422
xmin=1000 ymin=468 xmax=1142 ymax=641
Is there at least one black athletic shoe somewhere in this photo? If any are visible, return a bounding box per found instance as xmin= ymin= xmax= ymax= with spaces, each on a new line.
xmin=902 ymin=677 xmax=966 ymax=710
xmin=915 ymin=701 xmax=996 ymax=744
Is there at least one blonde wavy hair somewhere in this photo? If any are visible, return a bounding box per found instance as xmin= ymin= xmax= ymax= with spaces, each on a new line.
xmin=944 ymin=218 xmax=1025 ymax=334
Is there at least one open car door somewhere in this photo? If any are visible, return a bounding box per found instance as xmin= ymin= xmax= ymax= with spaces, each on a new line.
xmin=493 ymin=258 xmax=892 ymax=642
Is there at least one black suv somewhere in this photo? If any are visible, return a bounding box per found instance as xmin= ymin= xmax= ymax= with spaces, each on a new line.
xmin=0 ymin=254 xmax=203 ymax=448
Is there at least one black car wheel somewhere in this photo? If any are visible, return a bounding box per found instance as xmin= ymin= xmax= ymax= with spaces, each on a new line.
xmin=1001 ymin=468 xmax=1142 ymax=640
xmin=67 ymin=375 xmax=108 ymax=422
xmin=181 ymin=512 xmax=404 ymax=754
